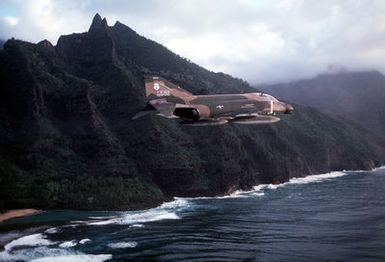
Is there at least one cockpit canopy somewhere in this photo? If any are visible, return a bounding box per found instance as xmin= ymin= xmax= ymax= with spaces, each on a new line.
xmin=253 ymin=92 xmax=279 ymax=101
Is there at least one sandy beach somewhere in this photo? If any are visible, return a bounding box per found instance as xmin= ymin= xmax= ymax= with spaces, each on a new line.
xmin=0 ymin=209 xmax=42 ymax=223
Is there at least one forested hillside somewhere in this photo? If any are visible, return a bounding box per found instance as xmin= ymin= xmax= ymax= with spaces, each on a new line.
xmin=1 ymin=14 xmax=384 ymax=210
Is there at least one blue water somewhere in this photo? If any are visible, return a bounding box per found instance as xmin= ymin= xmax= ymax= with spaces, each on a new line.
xmin=1 ymin=168 xmax=385 ymax=261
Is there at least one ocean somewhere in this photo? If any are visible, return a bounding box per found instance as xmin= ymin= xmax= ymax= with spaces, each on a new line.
xmin=1 ymin=168 xmax=385 ymax=261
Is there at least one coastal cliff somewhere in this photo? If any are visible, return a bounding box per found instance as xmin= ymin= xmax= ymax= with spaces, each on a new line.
xmin=1 ymin=14 xmax=384 ymax=210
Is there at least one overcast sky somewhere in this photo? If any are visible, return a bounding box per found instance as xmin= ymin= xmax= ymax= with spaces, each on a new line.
xmin=1 ymin=0 xmax=385 ymax=84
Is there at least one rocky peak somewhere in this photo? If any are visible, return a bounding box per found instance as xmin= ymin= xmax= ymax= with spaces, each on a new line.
xmin=113 ymin=20 xmax=123 ymax=27
xmin=37 ymin=39 xmax=56 ymax=57
xmin=56 ymin=13 xmax=117 ymax=63
xmin=37 ymin=39 xmax=54 ymax=48
xmin=112 ymin=20 xmax=137 ymax=35
xmin=88 ymin=13 xmax=108 ymax=33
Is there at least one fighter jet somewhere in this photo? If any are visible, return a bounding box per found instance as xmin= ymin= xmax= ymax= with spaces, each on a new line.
xmin=133 ymin=76 xmax=294 ymax=126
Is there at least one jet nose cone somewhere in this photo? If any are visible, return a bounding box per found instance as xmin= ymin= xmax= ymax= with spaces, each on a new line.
xmin=284 ymin=104 xmax=294 ymax=114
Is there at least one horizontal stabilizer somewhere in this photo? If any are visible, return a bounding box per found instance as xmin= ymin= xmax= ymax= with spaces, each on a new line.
xmin=132 ymin=104 xmax=157 ymax=120
xmin=132 ymin=110 xmax=155 ymax=120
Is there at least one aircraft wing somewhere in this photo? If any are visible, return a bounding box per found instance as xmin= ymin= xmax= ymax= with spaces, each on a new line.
xmin=132 ymin=99 xmax=196 ymax=119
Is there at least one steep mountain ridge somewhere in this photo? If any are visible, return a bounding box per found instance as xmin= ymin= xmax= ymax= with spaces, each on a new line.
xmin=263 ymin=70 xmax=385 ymax=135
xmin=0 ymin=14 xmax=384 ymax=210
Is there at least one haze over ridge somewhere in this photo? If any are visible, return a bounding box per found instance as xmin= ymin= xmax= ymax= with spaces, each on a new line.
xmin=1 ymin=0 xmax=385 ymax=83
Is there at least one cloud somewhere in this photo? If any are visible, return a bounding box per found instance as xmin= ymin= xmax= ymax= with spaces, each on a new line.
xmin=2 ymin=16 xmax=19 ymax=26
xmin=1 ymin=0 xmax=385 ymax=83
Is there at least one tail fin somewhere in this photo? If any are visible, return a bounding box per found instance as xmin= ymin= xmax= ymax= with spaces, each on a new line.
xmin=144 ymin=76 xmax=193 ymax=100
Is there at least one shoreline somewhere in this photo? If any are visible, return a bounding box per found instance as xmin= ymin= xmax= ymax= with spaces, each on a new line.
xmin=0 ymin=209 xmax=42 ymax=223
xmin=214 ymin=164 xmax=385 ymax=199
xmin=0 ymin=166 xmax=384 ymax=219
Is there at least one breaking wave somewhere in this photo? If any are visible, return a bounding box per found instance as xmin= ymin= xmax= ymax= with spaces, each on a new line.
xmin=79 ymin=239 xmax=91 ymax=244
xmin=87 ymin=198 xmax=186 ymax=226
xmin=0 ymin=233 xmax=107 ymax=262
xmin=252 ymin=171 xmax=348 ymax=192
xmin=129 ymin=224 xmax=144 ymax=228
xmin=88 ymin=210 xmax=180 ymax=226
xmin=1 ymin=168 xmax=373 ymax=262
xmin=372 ymin=165 xmax=385 ymax=171
xmin=4 ymin=233 xmax=55 ymax=252
xmin=178 ymin=191 xmax=251 ymax=201
xmin=107 ymin=241 xmax=137 ymax=249
xmin=44 ymin=227 xmax=58 ymax=234
xmin=172 ymin=171 xmax=349 ymax=204
xmin=59 ymin=240 xmax=78 ymax=248
xmin=31 ymin=254 xmax=112 ymax=262
xmin=175 ymin=171 xmax=348 ymax=202
xmin=0 ymin=244 xmax=111 ymax=262
xmin=286 ymin=171 xmax=347 ymax=184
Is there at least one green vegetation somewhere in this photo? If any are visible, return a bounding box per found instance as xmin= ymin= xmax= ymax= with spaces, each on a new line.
xmin=0 ymin=16 xmax=384 ymax=210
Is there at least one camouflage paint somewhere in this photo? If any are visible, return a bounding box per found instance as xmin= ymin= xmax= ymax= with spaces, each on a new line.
xmin=134 ymin=76 xmax=294 ymax=125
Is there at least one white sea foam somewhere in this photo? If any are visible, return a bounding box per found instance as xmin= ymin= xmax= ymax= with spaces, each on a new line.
xmin=339 ymin=165 xmax=385 ymax=173
xmin=31 ymin=254 xmax=112 ymax=262
xmin=1 ymin=246 xmax=106 ymax=262
xmin=59 ymin=240 xmax=77 ymax=248
xmin=70 ymin=220 xmax=90 ymax=224
xmin=0 ymin=231 xmax=26 ymax=246
xmin=4 ymin=233 xmax=55 ymax=251
xmin=0 ymin=233 xmax=108 ymax=262
xmin=194 ymin=184 xmax=267 ymax=198
xmin=372 ymin=165 xmax=385 ymax=171
xmin=129 ymin=224 xmax=144 ymax=228
xmin=88 ymin=216 xmax=115 ymax=219
xmin=251 ymin=171 xmax=347 ymax=193
xmin=177 ymin=171 xmax=349 ymax=202
xmin=262 ymin=184 xmax=280 ymax=190
xmin=45 ymin=227 xmax=58 ymax=234
xmin=227 ymin=190 xmax=253 ymax=198
xmin=88 ymin=209 xmax=180 ymax=226
xmin=79 ymin=239 xmax=91 ymax=244
xmin=0 ymin=234 xmax=58 ymax=261
xmin=285 ymin=171 xmax=347 ymax=185
xmin=86 ymin=197 xmax=187 ymax=226
xmin=160 ymin=198 xmax=189 ymax=209
xmin=88 ymin=171 xmax=350 ymax=227
xmin=86 ymin=170 xmax=344 ymax=229
xmin=108 ymin=241 xmax=138 ymax=249
xmin=178 ymin=192 xmax=250 ymax=201
xmin=189 ymin=169 xmax=368 ymax=200
xmin=251 ymin=192 xmax=265 ymax=196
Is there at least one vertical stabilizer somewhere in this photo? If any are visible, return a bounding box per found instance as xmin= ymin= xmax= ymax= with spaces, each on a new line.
xmin=144 ymin=76 xmax=193 ymax=100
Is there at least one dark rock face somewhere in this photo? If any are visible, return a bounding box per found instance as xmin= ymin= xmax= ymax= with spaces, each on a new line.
xmin=88 ymin=13 xmax=108 ymax=33
xmin=0 ymin=14 xmax=385 ymax=210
